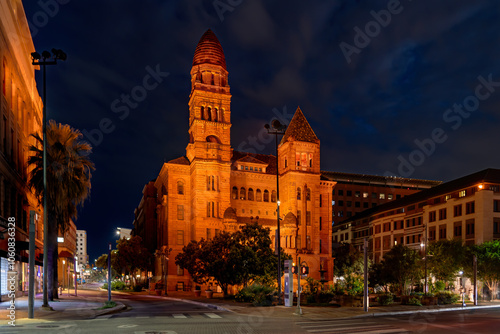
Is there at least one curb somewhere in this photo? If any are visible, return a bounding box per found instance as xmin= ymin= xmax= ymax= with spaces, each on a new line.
xmin=354 ymin=304 xmax=500 ymax=318
xmin=93 ymin=302 xmax=128 ymax=317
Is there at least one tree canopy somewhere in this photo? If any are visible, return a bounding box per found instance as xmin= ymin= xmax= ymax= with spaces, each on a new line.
xmin=377 ymin=244 xmax=422 ymax=295
xmin=175 ymin=222 xmax=289 ymax=295
xmin=427 ymin=239 xmax=466 ymax=283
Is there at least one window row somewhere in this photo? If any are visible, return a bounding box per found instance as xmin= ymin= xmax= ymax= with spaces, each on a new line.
xmin=333 ymin=190 xmax=397 ymax=200
xmin=232 ymin=187 xmax=276 ymax=202
xmin=429 ymin=202 xmax=475 ymax=222
xmin=296 ymin=187 xmax=311 ymax=201
xmin=206 ymin=175 xmax=219 ymax=191
xmin=200 ymin=106 xmax=223 ymax=122
xmin=274 ymin=235 xmax=312 ymax=251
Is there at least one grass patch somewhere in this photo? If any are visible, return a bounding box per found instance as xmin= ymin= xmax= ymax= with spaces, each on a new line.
xmin=98 ymin=301 xmax=117 ymax=310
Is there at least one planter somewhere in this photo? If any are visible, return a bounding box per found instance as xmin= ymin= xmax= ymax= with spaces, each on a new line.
xmin=194 ymin=290 xmax=201 ymax=297
xmin=205 ymin=290 xmax=213 ymax=298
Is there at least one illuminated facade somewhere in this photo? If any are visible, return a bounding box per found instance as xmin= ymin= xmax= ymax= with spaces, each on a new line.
xmin=344 ymin=168 xmax=500 ymax=263
xmin=0 ymin=0 xmax=44 ymax=300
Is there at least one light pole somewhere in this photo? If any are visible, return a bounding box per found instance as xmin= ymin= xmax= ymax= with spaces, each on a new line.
xmin=459 ymin=270 xmax=466 ymax=307
xmin=264 ymin=120 xmax=286 ymax=305
xmin=31 ymin=49 xmax=67 ymax=308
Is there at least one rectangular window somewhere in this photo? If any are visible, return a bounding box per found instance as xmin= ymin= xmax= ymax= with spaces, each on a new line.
xmin=363 ymin=192 xmax=368 ymax=198
xmin=355 ymin=191 xmax=360 ymax=198
xmin=375 ymin=225 xmax=381 ymax=234
xmin=319 ymin=217 xmax=322 ymax=231
xmin=346 ymin=201 xmax=352 ymax=207
xmin=383 ymin=222 xmax=390 ymax=232
xmin=429 ymin=211 xmax=436 ymax=222
xmin=466 ymin=219 xmax=475 ymax=238
xmin=439 ymin=208 xmax=447 ymax=220
xmin=319 ymin=194 xmax=322 ymax=207
xmin=459 ymin=190 xmax=466 ymax=198
xmin=207 ymin=228 xmax=211 ymax=240
xmin=177 ymin=205 xmax=184 ymax=220
xmin=454 ymin=222 xmax=462 ymax=237
xmin=466 ymin=201 xmax=475 ymax=214
xmin=297 ymin=210 xmax=301 ymax=225
xmin=207 ymin=202 xmax=210 ymax=217
xmin=297 ymin=235 xmax=301 ymax=249
xmin=355 ymin=201 xmax=360 ymax=208
xmin=429 ymin=226 xmax=436 ymax=241
xmin=177 ymin=265 xmax=184 ymax=276
xmin=306 ymin=235 xmax=311 ymax=250
xmin=338 ymin=190 xmax=344 ymax=196
xmin=439 ymin=224 xmax=447 ymax=239
xmin=372 ymin=192 xmax=377 ymax=199
xmin=454 ymin=204 xmax=462 ymax=217
xmin=176 ymin=230 xmax=184 ymax=245
xmin=379 ymin=193 xmax=385 ymax=200
xmin=494 ymin=200 xmax=500 ymax=212
xmin=347 ymin=190 xmax=352 ymax=197
xmin=306 ymin=211 xmax=311 ymax=226
xmin=494 ymin=218 xmax=500 ymax=236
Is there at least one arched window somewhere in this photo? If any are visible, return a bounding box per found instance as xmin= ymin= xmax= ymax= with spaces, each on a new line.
xmin=306 ymin=188 xmax=311 ymax=201
xmin=207 ymin=107 xmax=212 ymax=121
xmin=213 ymin=108 xmax=218 ymax=122
xmin=297 ymin=187 xmax=301 ymax=200
xmin=177 ymin=181 xmax=184 ymax=195
xmin=232 ymin=186 xmax=238 ymax=199
xmin=200 ymin=106 xmax=204 ymax=120
xmin=248 ymin=188 xmax=254 ymax=201
xmin=240 ymin=187 xmax=246 ymax=200
xmin=285 ymin=236 xmax=288 ymax=248
xmin=263 ymin=190 xmax=270 ymax=202
xmin=271 ymin=190 xmax=277 ymax=203
xmin=206 ymin=135 xmax=221 ymax=144
xmin=284 ymin=158 xmax=287 ymax=168
xmin=256 ymin=189 xmax=262 ymax=201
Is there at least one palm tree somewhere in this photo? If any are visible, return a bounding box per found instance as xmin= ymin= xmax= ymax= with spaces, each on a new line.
xmin=28 ymin=120 xmax=94 ymax=300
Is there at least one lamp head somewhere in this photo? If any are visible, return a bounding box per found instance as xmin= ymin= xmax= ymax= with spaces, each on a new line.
xmin=41 ymin=50 xmax=51 ymax=59
xmin=31 ymin=52 xmax=41 ymax=60
xmin=271 ymin=119 xmax=282 ymax=130
xmin=52 ymin=48 xmax=67 ymax=61
xmin=264 ymin=124 xmax=270 ymax=130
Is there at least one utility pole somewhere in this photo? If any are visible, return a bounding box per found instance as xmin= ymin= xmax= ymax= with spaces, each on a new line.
xmin=363 ymin=238 xmax=369 ymax=312
xmin=107 ymin=242 xmax=112 ymax=301
xmin=28 ymin=211 xmax=37 ymax=318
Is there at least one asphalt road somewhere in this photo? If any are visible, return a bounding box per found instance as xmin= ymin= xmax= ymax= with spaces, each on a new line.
xmin=2 ymin=287 xmax=500 ymax=334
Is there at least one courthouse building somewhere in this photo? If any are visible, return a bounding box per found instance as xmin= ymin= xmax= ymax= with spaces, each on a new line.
xmin=134 ymin=29 xmax=439 ymax=292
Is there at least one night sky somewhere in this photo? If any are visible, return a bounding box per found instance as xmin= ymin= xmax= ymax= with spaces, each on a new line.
xmin=22 ymin=0 xmax=500 ymax=263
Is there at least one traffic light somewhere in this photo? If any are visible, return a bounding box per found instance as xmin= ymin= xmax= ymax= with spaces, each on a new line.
xmin=301 ymin=266 xmax=309 ymax=275
xmin=291 ymin=266 xmax=298 ymax=274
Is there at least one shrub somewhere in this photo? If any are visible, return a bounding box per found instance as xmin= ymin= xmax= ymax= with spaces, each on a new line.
xmin=133 ymin=285 xmax=143 ymax=292
xmin=408 ymin=297 xmax=422 ymax=306
xmin=236 ymin=284 xmax=275 ymax=306
xmin=435 ymin=291 xmax=459 ymax=305
xmin=377 ymin=293 xmax=394 ymax=305
xmin=112 ymin=280 xmax=126 ymax=290
xmin=434 ymin=281 xmax=445 ymax=292
xmin=102 ymin=283 xmax=108 ymax=290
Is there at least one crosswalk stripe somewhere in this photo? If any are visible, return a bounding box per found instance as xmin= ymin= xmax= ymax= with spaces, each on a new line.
xmin=205 ymin=312 xmax=222 ymax=319
xmin=172 ymin=314 xmax=188 ymax=319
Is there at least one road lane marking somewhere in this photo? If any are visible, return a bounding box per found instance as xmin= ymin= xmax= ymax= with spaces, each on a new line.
xmin=172 ymin=314 xmax=187 ymax=319
xmin=205 ymin=313 xmax=222 ymax=319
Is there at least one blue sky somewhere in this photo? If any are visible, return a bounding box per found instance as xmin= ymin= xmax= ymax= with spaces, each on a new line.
xmin=22 ymin=0 xmax=500 ymax=262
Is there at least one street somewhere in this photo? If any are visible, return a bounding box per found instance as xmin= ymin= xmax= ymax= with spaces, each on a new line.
xmin=1 ymin=286 xmax=500 ymax=333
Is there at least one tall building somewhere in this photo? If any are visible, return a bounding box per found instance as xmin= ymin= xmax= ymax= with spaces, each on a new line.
xmin=137 ymin=29 xmax=440 ymax=292
xmin=0 ymin=0 xmax=44 ymax=300
xmin=76 ymin=230 xmax=88 ymax=273
xmin=132 ymin=181 xmax=157 ymax=255
xmin=343 ymin=168 xmax=500 ymax=263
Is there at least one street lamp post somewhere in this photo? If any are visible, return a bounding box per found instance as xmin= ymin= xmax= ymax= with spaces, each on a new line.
xmin=31 ymin=49 xmax=67 ymax=308
xmin=264 ymin=120 xmax=286 ymax=305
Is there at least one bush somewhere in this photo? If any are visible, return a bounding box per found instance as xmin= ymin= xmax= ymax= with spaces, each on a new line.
xmin=235 ymin=284 xmax=275 ymax=306
xmin=408 ymin=297 xmax=422 ymax=306
xmin=435 ymin=291 xmax=459 ymax=305
xmin=133 ymin=285 xmax=143 ymax=292
xmin=102 ymin=283 xmax=108 ymax=290
xmin=434 ymin=281 xmax=445 ymax=292
xmin=112 ymin=280 xmax=126 ymax=290
xmin=377 ymin=293 xmax=394 ymax=305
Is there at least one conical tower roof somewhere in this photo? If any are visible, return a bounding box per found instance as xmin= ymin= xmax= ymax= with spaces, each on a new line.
xmin=280 ymin=107 xmax=319 ymax=144
xmin=192 ymin=29 xmax=227 ymax=70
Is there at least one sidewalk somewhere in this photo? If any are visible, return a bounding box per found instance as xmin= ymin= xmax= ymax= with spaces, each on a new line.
xmin=153 ymin=290 xmax=500 ymax=320
xmin=0 ymin=288 xmax=126 ymax=326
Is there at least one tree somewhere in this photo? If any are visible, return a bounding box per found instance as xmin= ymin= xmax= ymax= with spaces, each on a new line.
xmin=470 ymin=240 xmax=500 ymax=300
xmin=333 ymin=243 xmax=365 ymax=277
xmin=175 ymin=222 xmax=289 ymax=296
xmin=114 ymin=236 xmax=153 ymax=286
xmin=378 ymin=244 xmax=422 ymax=295
xmin=427 ymin=239 xmax=466 ymax=283
xmin=28 ymin=121 xmax=94 ymax=300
